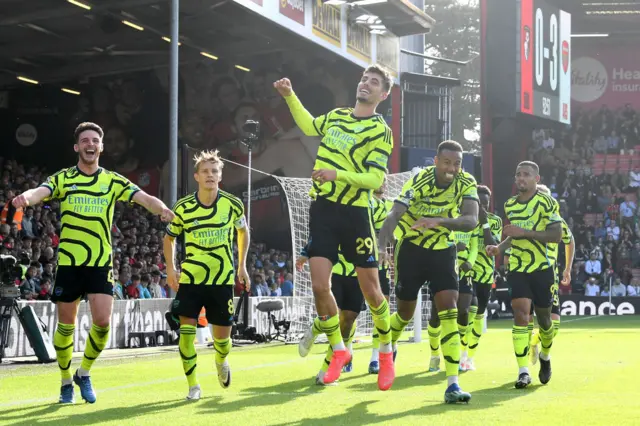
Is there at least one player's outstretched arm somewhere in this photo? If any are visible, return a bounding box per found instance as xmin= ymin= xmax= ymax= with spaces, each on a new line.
xmin=132 ymin=191 xmax=174 ymax=222
xmin=12 ymin=187 xmax=52 ymax=209
xmin=274 ymin=78 xmax=325 ymax=137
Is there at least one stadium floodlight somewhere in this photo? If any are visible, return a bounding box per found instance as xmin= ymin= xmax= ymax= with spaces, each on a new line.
xmin=62 ymin=88 xmax=81 ymax=95
xmin=17 ymin=76 xmax=38 ymax=85
xmin=235 ymin=65 xmax=250 ymax=72
xmin=122 ymin=20 xmax=144 ymax=31
xmin=67 ymin=0 xmax=91 ymax=10
xmin=200 ymin=52 xmax=218 ymax=60
xmin=162 ymin=36 xmax=181 ymax=45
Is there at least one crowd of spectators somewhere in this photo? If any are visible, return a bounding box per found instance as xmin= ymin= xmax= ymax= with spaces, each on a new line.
xmin=0 ymin=157 xmax=294 ymax=301
xmin=529 ymin=104 xmax=640 ymax=297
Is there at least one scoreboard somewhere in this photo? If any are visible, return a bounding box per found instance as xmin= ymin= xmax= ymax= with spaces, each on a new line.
xmin=519 ymin=0 xmax=571 ymax=124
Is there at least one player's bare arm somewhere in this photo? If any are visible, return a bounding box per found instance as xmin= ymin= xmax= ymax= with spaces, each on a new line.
xmin=377 ymin=202 xmax=408 ymax=260
xmin=236 ymin=223 xmax=251 ymax=291
xmin=562 ymin=235 xmax=576 ymax=285
xmin=486 ymin=236 xmax=512 ymax=257
xmin=162 ymin=234 xmax=180 ymax=291
xmin=479 ymin=209 xmax=499 ymax=246
xmin=11 ymin=186 xmax=53 ymax=208
xmin=132 ymin=191 xmax=175 ymax=222
xmin=412 ymin=198 xmax=479 ymax=233
xmin=503 ymin=222 xmax=562 ymax=243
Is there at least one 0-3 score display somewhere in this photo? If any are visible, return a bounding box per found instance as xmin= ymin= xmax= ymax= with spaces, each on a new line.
xmin=520 ymin=0 xmax=571 ymax=124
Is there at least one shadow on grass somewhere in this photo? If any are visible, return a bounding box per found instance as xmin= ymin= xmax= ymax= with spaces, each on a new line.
xmin=1 ymin=398 xmax=191 ymax=426
xmin=277 ymin=380 xmax=542 ymax=425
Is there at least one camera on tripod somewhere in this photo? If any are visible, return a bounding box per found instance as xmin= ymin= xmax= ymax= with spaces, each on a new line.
xmin=241 ymin=120 xmax=260 ymax=141
xmin=0 ymin=255 xmax=23 ymax=299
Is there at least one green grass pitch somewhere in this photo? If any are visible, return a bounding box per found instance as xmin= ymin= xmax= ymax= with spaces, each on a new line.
xmin=1 ymin=315 xmax=639 ymax=425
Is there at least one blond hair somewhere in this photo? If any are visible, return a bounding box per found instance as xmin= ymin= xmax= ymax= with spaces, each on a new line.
xmin=193 ymin=149 xmax=224 ymax=172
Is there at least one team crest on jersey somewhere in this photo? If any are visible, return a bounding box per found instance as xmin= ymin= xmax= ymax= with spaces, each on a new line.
xmin=100 ymin=184 xmax=109 ymax=192
xmin=353 ymin=126 xmax=364 ymax=133
xmin=219 ymin=214 xmax=229 ymax=223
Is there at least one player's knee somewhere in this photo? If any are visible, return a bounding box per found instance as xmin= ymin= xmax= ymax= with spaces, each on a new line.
xmin=93 ymin=317 xmax=111 ymax=328
xmin=311 ymin=279 xmax=331 ymax=295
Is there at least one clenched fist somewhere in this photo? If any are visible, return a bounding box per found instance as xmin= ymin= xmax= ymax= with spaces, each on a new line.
xmin=273 ymin=78 xmax=293 ymax=97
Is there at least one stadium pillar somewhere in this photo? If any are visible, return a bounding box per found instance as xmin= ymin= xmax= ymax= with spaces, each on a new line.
xmin=168 ymin=0 xmax=179 ymax=207
xmin=390 ymin=84 xmax=402 ymax=173
xmin=479 ymin=0 xmax=493 ymax=210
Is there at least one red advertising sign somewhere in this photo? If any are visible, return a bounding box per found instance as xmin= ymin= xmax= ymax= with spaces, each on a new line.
xmin=280 ymin=0 xmax=304 ymax=25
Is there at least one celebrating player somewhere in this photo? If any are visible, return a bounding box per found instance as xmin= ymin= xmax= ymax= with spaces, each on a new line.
xmin=463 ymin=185 xmax=502 ymax=370
xmin=12 ymin=122 xmax=174 ymax=404
xmin=529 ymin=184 xmax=575 ymax=364
xmin=486 ymin=161 xmax=562 ymax=389
xmin=378 ymin=140 xmax=479 ymax=404
xmin=163 ymin=150 xmax=250 ymax=401
xmin=274 ymin=65 xmax=395 ymax=390
xmin=369 ymin=179 xmax=394 ymax=374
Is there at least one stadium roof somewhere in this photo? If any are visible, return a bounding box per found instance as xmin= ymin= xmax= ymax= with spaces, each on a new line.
xmin=557 ymin=0 xmax=640 ymax=38
xmin=0 ymin=0 xmax=360 ymax=89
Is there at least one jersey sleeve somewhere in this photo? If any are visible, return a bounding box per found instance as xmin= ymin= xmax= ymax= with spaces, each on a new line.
xmin=363 ymin=126 xmax=393 ymax=172
xmin=491 ymin=215 xmax=503 ymax=242
xmin=40 ymin=169 xmax=65 ymax=200
xmin=284 ymin=93 xmax=333 ymax=136
xmin=112 ymin=173 xmax=141 ymax=203
xmin=165 ymin=205 xmax=184 ymax=238
xmin=372 ymin=198 xmax=389 ymax=231
xmin=460 ymin=173 xmax=479 ymax=202
xmin=395 ymin=174 xmax=420 ymax=208
xmin=545 ymin=198 xmax=562 ymax=227
xmin=466 ymin=230 xmax=479 ymax=266
xmin=233 ymin=204 xmax=247 ymax=230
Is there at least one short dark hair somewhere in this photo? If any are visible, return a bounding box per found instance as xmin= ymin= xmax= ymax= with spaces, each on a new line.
xmin=477 ymin=185 xmax=492 ymax=197
xmin=74 ymin=122 xmax=104 ymax=142
xmin=437 ymin=140 xmax=463 ymax=155
xmin=131 ymin=274 xmax=140 ymax=281
xmin=364 ymin=64 xmax=393 ymax=94
xmin=517 ymin=160 xmax=540 ymax=175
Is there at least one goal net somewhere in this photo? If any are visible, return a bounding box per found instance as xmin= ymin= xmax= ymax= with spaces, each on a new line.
xmin=275 ymin=171 xmax=432 ymax=344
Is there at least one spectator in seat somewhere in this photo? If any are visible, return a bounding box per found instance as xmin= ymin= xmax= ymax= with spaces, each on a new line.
xmin=585 ymin=253 xmax=602 ymax=279
xmin=251 ymin=273 xmax=270 ymax=297
xmin=584 ymin=277 xmax=600 ymax=296
xmin=632 ymin=242 xmax=640 ymax=267
xmin=148 ymin=270 xmax=163 ymax=298
xmin=629 ymin=166 xmax=640 ymax=189
xmin=127 ymin=274 xmax=141 ymax=299
xmin=601 ymin=285 xmax=610 ymax=297
xmin=281 ymin=273 xmax=293 ymax=296
xmin=606 ymin=219 xmax=620 ymax=242
xmin=138 ymin=274 xmax=152 ymax=299
xmin=19 ymin=265 xmax=40 ymax=299
xmin=611 ymin=277 xmax=627 ymax=297
xmin=627 ymin=282 xmax=638 ymax=297
xmin=619 ymin=196 xmax=637 ymax=227
xmin=38 ymin=277 xmax=52 ymax=300
xmin=112 ymin=268 xmax=124 ymax=300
